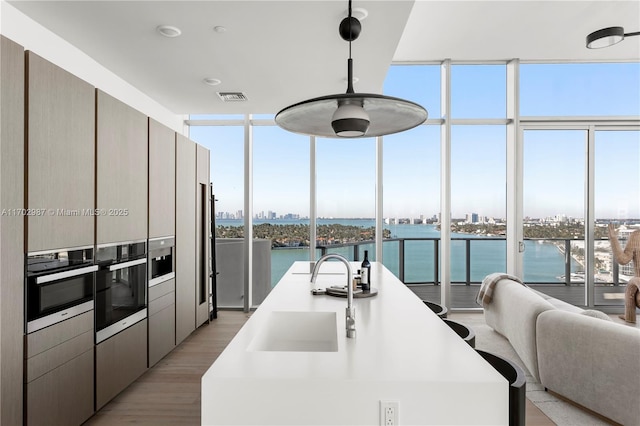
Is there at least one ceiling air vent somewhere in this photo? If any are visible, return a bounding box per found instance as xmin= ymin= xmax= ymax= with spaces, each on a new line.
xmin=217 ymin=92 xmax=248 ymax=102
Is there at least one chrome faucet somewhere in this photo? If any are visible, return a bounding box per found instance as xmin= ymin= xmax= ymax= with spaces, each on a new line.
xmin=310 ymin=253 xmax=355 ymax=338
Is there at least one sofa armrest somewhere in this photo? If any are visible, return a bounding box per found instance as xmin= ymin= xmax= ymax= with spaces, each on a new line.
xmin=484 ymin=279 xmax=554 ymax=380
xmin=537 ymin=310 xmax=640 ymax=426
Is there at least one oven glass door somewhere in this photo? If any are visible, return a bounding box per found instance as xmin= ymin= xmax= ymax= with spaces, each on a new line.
xmin=95 ymin=258 xmax=147 ymax=339
xmin=26 ymin=248 xmax=96 ymax=333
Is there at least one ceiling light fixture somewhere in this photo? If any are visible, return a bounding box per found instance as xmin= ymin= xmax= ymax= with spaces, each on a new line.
xmin=586 ymin=26 xmax=640 ymax=49
xmin=275 ymin=0 xmax=427 ymax=138
xmin=156 ymin=25 xmax=182 ymax=38
xmin=203 ymin=77 xmax=222 ymax=86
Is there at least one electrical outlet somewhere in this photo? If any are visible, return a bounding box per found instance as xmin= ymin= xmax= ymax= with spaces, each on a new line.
xmin=379 ymin=400 xmax=399 ymax=426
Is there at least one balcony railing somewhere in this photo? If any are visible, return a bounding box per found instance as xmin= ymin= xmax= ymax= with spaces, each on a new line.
xmin=317 ymin=237 xmax=624 ymax=286
xmin=314 ymin=236 xmax=628 ymax=308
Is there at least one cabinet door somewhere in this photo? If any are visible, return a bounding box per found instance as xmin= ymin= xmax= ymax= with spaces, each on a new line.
xmin=26 ymin=51 xmax=95 ymax=252
xmin=1 ymin=35 xmax=24 ymax=426
xmin=25 ymin=311 xmax=94 ymax=426
xmin=149 ymin=301 xmax=176 ymax=367
xmin=148 ymin=279 xmax=176 ymax=366
xmin=26 ymin=350 xmax=94 ymax=426
xmin=96 ymin=319 xmax=148 ymax=410
xmin=175 ymin=134 xmax=196 ymax=344
xmin=96 ymin=90 xmax=148 ymax=245
xmin=148 ymin=119 xmax=176 ymax=238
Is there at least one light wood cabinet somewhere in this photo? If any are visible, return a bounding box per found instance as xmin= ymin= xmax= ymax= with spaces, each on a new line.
xmin=96 ymin=319 xmax=148 ymax=410
xmin=175 ymin=134 xmax=196 ymax=344
xmin=148 ymin=279 xmax=176 ymax=367
xmin=24 ymin=311 xmax=94 ymax=426
xmin=26 ymin=51 xmax=95 ymax=252
xmin=0 ymin=35 xmax=24 ymax=426
xmin=96 ymin=90 xmax=148 ymax=245
xmin=148 ymin=119 xmax=176 ymax=239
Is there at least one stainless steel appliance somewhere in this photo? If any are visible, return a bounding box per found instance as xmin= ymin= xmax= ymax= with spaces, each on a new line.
xmin=148 ymin=236 xmax=175 ymax=287
xmin=26 ymin=246 xmax=97 ymax=333
xmin=95 ymin=240 xmax=147 ymax=343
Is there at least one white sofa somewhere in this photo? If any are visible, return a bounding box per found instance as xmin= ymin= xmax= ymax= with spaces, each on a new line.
xmin=483 ymin=275 xmax=640 ymax=425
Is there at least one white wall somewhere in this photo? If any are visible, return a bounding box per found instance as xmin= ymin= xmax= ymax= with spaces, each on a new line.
xmin=0 ymin=1 xmax=187 ymax=135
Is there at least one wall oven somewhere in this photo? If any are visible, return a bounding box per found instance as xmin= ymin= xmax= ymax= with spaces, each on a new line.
xmin=95 ymin=240 xmax=147 ymax=343
xmin=26 ymin=246 xmax=97 ymax=334
xmin=148 ymin=236 xmax=175 ymax=287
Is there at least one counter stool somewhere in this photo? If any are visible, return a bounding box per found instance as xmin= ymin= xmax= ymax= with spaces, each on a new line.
xmin=422 ymin=300 xmax=448 ymax=318
xmin=442 ymin=319 xmax=475 ymax=348
xmin=476 ymin=349 xmax=526 ymax=426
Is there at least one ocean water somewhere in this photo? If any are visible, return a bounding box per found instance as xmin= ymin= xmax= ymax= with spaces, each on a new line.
xmin=217 ymin=219 xmax=580 ymax=286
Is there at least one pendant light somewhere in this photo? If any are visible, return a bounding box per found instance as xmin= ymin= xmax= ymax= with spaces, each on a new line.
xmin=275 ymin=1 xmax=428 ymax=138
xmin=586 ymin=26 xmax=640 ymax=49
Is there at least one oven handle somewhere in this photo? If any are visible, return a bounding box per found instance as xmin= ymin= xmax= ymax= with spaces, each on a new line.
xmin=35 ymin=265 xmax=99 ymax=284
xmin=108 ymin=258 xmax=147 ymax=272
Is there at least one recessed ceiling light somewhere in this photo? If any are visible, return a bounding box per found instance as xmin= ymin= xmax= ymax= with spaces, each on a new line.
xmin=156 ymin=25 xmax=182 ymax=38
xmin=213 ymin=26 xmax=227 ymax=33
xmin=203 ymin=77 xmax=222 ymax=86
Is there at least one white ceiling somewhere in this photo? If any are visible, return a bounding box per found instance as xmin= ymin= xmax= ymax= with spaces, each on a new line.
xmin=8 ymin=1 xmax=640 ymax=116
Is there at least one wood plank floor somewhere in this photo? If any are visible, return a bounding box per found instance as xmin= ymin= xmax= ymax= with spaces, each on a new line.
xmin=84 ymin=310 xmax=555 ymax=425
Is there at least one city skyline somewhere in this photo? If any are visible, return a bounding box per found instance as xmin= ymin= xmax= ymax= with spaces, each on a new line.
xmin=215 ymin=207 xmax=639 ymax=224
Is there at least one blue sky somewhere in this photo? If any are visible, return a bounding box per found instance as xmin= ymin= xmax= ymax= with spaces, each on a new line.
xmin=190 ymin=63 xmax=640 ymax=220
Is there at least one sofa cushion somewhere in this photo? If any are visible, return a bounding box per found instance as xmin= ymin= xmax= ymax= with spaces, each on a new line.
xmin=537 ymin=310 xmax=640 ymax=426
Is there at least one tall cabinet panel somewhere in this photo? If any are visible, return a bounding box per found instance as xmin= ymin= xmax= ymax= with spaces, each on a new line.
xmin=176 ymin=134 xmax=196 ymax=344
xmin=148 ymin=119 xmax=176 ymax=365
xmin=148 ymin=119 xmax=176 ymax=238
xmin=26 ymin=51 xmax=95 ymax=252
xmin=0 ymin=35 xmax=24 ymax=426
xmin=196 ymin=144 xmax=211 ymax=326
xmin=96 ymin=90 xmax=148 ymax=245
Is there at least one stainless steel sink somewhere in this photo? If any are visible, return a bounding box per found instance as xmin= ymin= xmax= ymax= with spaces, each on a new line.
xmin=247 ymin=311 xmax=338 ymax=352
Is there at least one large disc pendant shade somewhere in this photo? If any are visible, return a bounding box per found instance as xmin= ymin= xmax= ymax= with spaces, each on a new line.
xmin=276 ymin=93 xmax=428 ymax=138
xmin=275 ymin=1 xmax=427 ymax=138
xmin=586 ymin=26 xmax=640 ymax=49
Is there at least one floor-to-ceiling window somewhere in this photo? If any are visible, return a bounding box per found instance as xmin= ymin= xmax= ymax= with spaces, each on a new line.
xmin=187 ymin=61 xmax=639 ymax=311
xmin=382 ymin=65 xmax=441 ymax=300
xmin=594 ymin=130 xmax=640 ymax=306
xmin=520 ymin=63 xmax=640 ymax=307
xmin=315 ymin=137 xmax=376 ymax=261
xmin=522 ymin=129 xmax=586 ymax=303
xmin=450 ymin=64 xmax=507 ymax=308
xmin=253 ymin=124 xmax=310 ymax=286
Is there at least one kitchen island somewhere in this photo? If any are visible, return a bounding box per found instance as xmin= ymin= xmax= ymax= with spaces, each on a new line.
xmin=202 ymin=261 xmax=508 ymax=425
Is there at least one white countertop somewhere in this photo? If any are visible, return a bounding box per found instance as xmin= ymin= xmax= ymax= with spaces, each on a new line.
xmin=202 ymin=261 xmax=508 ymax=425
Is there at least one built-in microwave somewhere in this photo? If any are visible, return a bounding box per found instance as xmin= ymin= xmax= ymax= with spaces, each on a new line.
xmin=26 ymin=246 xmax=97 ymax=334
xmin=148 ymin=236 xmax=175 ymax=287
xmin=95 ymin=240 xmax=147 ymax=343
